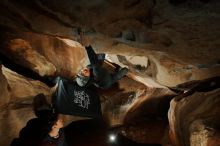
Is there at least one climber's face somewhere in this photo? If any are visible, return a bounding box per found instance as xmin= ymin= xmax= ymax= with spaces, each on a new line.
xmin=80 ymin=67 xmax=90 ymax=77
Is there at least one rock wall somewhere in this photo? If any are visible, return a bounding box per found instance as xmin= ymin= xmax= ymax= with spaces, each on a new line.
xmin=0 ymin=0 xmax=219 ymax=86
xmin=168 ymin=78 xmax=220 ymax=146
xmin=0 ymin=28 xmax=89 ymax=77
xmin=0 ymin=63 xmax=11 ymax=107
xmin=0 ymin=0 xmax=219 ymax=145
xmin=0 ymin=66 xmax=51 ymax=146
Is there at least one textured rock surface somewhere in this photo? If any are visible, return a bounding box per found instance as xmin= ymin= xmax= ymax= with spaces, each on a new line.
xmin=0 ymin=28 xmax=89 ymax=77
xmin=168 ymin=78 xmax=220 ymax=146
xmin=0 ymin=65 xmax=50 ymax=146
xmin=0 ymin=64 xmax=11 ymax=107
xmin=0 ymin=66 xmax=85 ymax=146
xmin=0 ymin=0 xmax=219 ymax=145
xmin=0 ymin=0 xmax=220 ymax=86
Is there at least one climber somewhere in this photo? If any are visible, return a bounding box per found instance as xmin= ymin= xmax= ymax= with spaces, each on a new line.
xmin=11 ymin=108 xmax=68 ymax=146
xmin=39 ymin=110 xmax=68 ymax=146
xmin=52 ymin=76 xmax=102 ymax=118
xmin=76 ymin=45 xmax=129 ymax=89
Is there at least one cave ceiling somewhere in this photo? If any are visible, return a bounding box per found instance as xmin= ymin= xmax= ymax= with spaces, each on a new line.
xmin=0 ymin=0 xmax=220 ymax=146
xmin=0 ymin=0 xmax=219 ymax=86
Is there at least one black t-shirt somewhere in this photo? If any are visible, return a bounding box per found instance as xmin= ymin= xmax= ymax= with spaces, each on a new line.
xmin=52 ymin=77 xmax=102 ymax=118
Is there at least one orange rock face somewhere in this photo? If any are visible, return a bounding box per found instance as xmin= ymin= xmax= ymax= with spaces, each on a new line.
xmin=0 ymin=64 xmax=11 ymax=107
xmin=168 ymin=78 xmax=220 ymax=146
